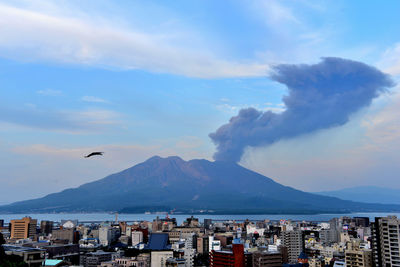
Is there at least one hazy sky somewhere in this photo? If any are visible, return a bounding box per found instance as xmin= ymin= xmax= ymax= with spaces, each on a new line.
xmin=1 ymin=0 xmax=400 ymax=204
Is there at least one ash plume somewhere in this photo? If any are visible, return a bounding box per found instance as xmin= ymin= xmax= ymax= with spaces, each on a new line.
xmin=209 ymin=57 xmax=395 ymax=162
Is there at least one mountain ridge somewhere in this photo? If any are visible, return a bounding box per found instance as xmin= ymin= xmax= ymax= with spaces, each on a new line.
xmin=1 ymin=156 xmax=400 ymax=214
xmin=314 ymin=186 xmax=400 ymax=205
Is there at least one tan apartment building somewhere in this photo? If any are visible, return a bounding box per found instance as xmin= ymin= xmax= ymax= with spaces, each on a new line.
xmin=345 ymin=249 xmax=372 ymax=267
xmin=10 ymin=217 xmax=37 ymax=239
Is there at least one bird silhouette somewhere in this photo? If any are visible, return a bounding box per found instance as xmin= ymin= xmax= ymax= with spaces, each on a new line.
xmin=84 ymin=152 xmax=104 ymax=158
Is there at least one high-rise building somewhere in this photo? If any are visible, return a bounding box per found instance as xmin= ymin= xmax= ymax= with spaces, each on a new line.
xmin=10 ymin=217 xmax=37 ymax=240
xmin=280 ymin=230 xmax=304 ymax=264
xmin=204 ymin=219 xmax=212 ymax=230
xmin=371 ymin=216 xmax=400 ymax=267
xmin=354 ymin=217 xmax=370 ymax=228
xmin=40 ymin=220 xmax=53 ymax=235
xmin=319 ymin=229 xmax=338 ymax=245
xmin=132 ymin=230 xmax=144 ymax=246
xmin=99 ymin=226 xmax=120 ymax=246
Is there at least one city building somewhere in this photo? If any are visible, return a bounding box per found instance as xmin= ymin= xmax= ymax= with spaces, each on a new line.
xmin=99 ymin=226 xmax=120 ymax=246
xmin=132 ymin=230 xmax=144 ymax=246
xmin=3 ymin=244 xmax=45 ymax=267
xmin=10 ymin=217 xmax=37 ymax=240
xmin=281 ymin=230 xmax=305 ymax=264
xmin=166 ymin=258 xmax=186 ymax=266
xmin=45 ymin=243 xmax=80 ymax=265
xmin=208 ymin=236 xmax=221 ymax=252
xmin=345 ymin=248 xmax=372 ymax=267
xmin=113 ymin=255 xmax=150 ymax=267
xmin=204 ymin=219 xmax=212 ymax=230
xmin=147 ymin=233 xmax=170 ymax=250
xmin=371 ymin=216 xmax=400 ymax=267
xmin=80 ymin=250 xmax=115 ymax=267
xmin=51 ymin=228 xmax=76 ymax=243
xmin=319 ymin=229 xmax=338 ymax=245
xmin=40 ymin=220 xmax=53 ymax=235
xmin=253 ymin=249 xmax=286 ymax=267
xmin=209 ymin=243 xmax=252 ymax=267
xmin=151 ymin=250 xmax=174 ymax=267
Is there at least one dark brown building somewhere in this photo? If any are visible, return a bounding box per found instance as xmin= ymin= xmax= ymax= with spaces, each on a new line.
xmin=40 ymin=221 xmax=53 ymax=235
xmin=253 ymin=250 xmax=285 ymax=267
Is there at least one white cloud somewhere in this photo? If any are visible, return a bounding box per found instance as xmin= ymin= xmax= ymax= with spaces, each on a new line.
xmin=0 ymin=3 xmax=268 ymax=78
xmin=0 ymin=105 xmax=122 ymax=133
xmin=255 ymin=0 xmax=300 ymax=26
xmin=37 ymin=89 xmax=62 ymax=96
xmin=361 ymin=88 xmax=400 ymax=152
xmin=81 ymin=95 xmax=109 ymax=103
xmin=68 ymin=109 xmax=121 ymax=126
xmin=378 ymin=43 xmax=400 ymax=76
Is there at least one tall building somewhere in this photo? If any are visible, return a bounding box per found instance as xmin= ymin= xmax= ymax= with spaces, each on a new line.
xmin=132 ymin=230 xmax=144 ymax=246
xmin=280 ymin=230 xmax=304 ymax=264
xmin=319 ymin=229 xmax=338 ymax=245
xmin=10 ymin=217 xmax=37 ymax=240
xmin=40 ymin=220 xmax=53 ymax=235
xmin=183 ymin=248 xmax=195 ymax=267
xmin=371 ymin=216 xmax=400 ymax=267
xmin=204 ymin=219 xmax=212 ymax=230
xmin=99 ymin=226 xmax=119 ymax=246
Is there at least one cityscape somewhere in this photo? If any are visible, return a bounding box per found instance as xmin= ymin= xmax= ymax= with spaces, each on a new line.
xmin=1 ymin=0 xmax=400 ymax=266
xmin=1 ymin=214 xmax=400 ymax=267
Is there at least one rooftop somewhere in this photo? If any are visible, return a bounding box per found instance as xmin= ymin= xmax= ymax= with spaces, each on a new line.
xmin=3 ymin=245 xmax=46 ymax=252
xmin=44 ymin=259 xmax=63 ymax=266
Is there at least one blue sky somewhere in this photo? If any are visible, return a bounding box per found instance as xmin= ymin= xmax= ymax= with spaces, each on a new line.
xmin=1 ymin=0 xmax=400 ymax=203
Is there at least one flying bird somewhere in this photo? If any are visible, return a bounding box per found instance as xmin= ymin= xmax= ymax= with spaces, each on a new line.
xmin=84 ymin=152 xmax=104 ymax=158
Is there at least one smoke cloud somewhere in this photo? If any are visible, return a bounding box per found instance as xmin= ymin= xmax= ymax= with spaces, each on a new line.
xmin=209 ymin=57 xmax=395 ymax=162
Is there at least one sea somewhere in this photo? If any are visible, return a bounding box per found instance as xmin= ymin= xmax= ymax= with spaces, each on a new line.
xmin=1 ymin=212 xmax=400 ymax=225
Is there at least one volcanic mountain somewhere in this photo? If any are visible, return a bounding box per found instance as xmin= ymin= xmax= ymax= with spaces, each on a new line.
xmin=1 ymin=156 xmax=400 ymax=214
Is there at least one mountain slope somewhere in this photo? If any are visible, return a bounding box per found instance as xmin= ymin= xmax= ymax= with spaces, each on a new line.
xmin=1 ymin=156 xmax=400 ymax=214
xmin=314 ymin=186 xmax=400 ymax=205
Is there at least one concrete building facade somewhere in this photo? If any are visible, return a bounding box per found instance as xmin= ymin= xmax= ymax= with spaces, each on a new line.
xmin=280 ymin=230 xmax=304 ymax=264
xmin=345 ymin=249 xmax=372 ymax=267
xmin=371 ymin=216 xmax=400 ymax=267
xmin=10 ymin=217 xmax=37 ymax=240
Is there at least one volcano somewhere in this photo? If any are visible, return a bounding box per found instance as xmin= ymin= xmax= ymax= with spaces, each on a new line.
xmin=1 ymin=156 xmax=399 ymax=214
